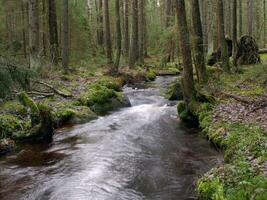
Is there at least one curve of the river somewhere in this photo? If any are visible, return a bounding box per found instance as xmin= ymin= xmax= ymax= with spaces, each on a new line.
xmin=0 ymin=76 xmax=221 ymax=200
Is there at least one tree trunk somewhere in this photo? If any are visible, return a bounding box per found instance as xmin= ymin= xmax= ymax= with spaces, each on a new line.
xmin=217 ymin=0 xmax=230 ymax=71
xmin=22 ymin=1 xmax=28 ymax=59
xmin=176 ymin=0 xmax=194 ymax=107
xmin=264 ymin=0 xmax=266 ymax=47
xmin=232 ymin=0 xmax=238 ymax=67
xmin=138 ymin=0 xmax=145 ymax=64
xmin=48 ymin=0 xmax=59 ymax=65
xmin=103 ymin=0 xmax=113 ymax=65
xmin=113 ymin=0 xmax=121 ymax=72
xmin=28 ymin=0 xmax=40 ymax=69
xmin=129 ymin=0 xmax=139 ymax=68
xmin=123 ymin=0 xmax=129 ymax=57
xmin=62 ymin=0 xmax=69 ymax=72
xmin=247 ymin=0 xmax=253 ymax=36
xmin=191 ymin=0 xmax=207 ymax=83
xmin=165 ymin=0 xmax=171 ymax=28
xmin=97 ymin=0 xmax=104 ymax=46
xmin=239 ymin=0 xmax=243 ymax=37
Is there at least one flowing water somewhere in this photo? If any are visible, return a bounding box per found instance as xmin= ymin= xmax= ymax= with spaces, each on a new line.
xmin=0 ymin=76 xmax=221 ymax=200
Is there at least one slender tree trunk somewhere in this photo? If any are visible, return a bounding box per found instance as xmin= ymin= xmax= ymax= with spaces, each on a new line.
xmin=42 ymin=0 xmax=47 ymax=56
xmin=103 ymin=0 xmax=113 ymax=65
xmin=28 ymin=0 xmax=40 ymax=69
xmin=191 ymin=0 xmax=207 ymax=83
xmin=114 ymin=0 xmax=121 ymax=72
xmin=239 ymin=0 xmax=243 ymax=37
xmin=217 ymin=0 xmax=230 ymax=71
xmin=165 ymin=0 xmax=171 ymax=28
xmin=264 ymin=0 xmax=266 ymax=47
xmin=176 ymin=0 xmax=194 ymax=107
xmin=138 ymin=0 xmax=145 ymax=64
xmin=129 ymin=0 xmax=139 ymax=68
xmin=97 ymin=0 xmax=104 ymax=46
xmin=247 ymin=0 xmax=253 ymax=36
xmin=22 ymin=1 xmax=27 ymax=59
xmin=48 ymin=0 xmax=59 ymax=65
xmin=62 ymin=0 xmax=69 ymax=72
xmin=232 ymin=0 xmax=238 ymax=67
xmin=144 ymin=0 xmax=148 ymax=57
xmin=124 ymin=0 xmax=129 ymax=57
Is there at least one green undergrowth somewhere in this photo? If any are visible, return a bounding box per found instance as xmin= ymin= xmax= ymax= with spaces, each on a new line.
xmin=192 ymin=64 xmax=267 ymax=200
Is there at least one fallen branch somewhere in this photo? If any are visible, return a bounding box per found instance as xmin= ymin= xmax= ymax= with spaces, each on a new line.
xmin=259 ymin=49 xmax=267 ymax=54
xmin=216 ymin=91 xmax=251 ymax=104
xmin=35 ymin=80 xmax=73 ymax=98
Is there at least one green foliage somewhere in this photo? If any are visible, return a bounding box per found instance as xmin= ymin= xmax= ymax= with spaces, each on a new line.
xmin=0 ymin=114 xmax=22 ymax=139
xmin=0 ymin=58 xmax=33 ymax=98
xmin=145 ymin=70 xmax=157 ymax=81
xmin=18 ymin=92 xmax=40 ymax=126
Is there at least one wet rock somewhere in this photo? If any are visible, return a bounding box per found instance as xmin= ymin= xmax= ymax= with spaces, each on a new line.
xmin=0 ymin=139 xmax=15 ymax=155
xmin=166 ymin=77 xmax=183 ymax=101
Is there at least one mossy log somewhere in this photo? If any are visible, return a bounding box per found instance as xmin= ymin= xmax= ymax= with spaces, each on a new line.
xmin=18 ymin=91 xmax=40 ymax=126
xmin=235 ymin=35 xmax=260 ymax=65
xmin=16 ymin=92 xmax=53 ymax=143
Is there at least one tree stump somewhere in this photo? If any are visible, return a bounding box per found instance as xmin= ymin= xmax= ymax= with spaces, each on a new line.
xmin=207 ymin=38 xmax=232 ymax=66
xmin=235 ymin=35 xmax=260 ymax=65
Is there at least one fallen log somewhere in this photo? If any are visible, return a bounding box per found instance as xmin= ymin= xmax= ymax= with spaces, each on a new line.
xmin=216 ymin=91 xmax=251 ymax=104
xmin=259 ymin=49 xmax=267 ymax=54
xmin=35 ymin=80 xmax=73 ymax=98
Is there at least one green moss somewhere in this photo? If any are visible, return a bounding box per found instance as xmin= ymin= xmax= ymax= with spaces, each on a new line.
xmin=92 ymin=77 xmax=122 ymax=91
xmin=0 ymin=101 xmax=26 ymax=116
xmin=18 ymin=92 xmax=40 ymax=126
xmin=145 ymin=70 xmax=157 ymax=81
xmin=0 ymin=114 xmax=29 ymax=139
xmin=166 ymin=77 xmax=183 ymax=100
xmin=79 ymin=84 xmax=117 ymax=107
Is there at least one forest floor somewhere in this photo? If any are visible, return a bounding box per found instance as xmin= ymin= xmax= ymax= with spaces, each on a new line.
xmin=196 ymin=54 xmax=267 ymax=199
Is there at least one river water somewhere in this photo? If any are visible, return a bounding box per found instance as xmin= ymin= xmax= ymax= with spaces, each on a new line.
xmin=0 ymin=76 xmax=221 ymax=200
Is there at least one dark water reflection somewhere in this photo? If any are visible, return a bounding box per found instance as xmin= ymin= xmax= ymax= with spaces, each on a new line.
xmin=0 ymin=76 xmax=222 ymax=200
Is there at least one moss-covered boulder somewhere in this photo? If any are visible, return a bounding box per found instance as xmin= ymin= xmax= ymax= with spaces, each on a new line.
xmin=177 ymin=101 xmax=199 ymax=126
xmin=78 ymin=77 xmax=131 ymax=114
xmin=52 ymin=103 xmax=97 ymax=126
xmin=166 ymin=77 xmax=183 ymax=100
xmin=145 ymin=70 xmax=157 ymax=81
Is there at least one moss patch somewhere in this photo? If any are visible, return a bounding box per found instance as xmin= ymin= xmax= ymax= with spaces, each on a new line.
xmin=194 ymin=64 xmax=267 ymax=199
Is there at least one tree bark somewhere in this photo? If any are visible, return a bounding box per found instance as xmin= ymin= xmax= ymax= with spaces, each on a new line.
xmin=176 ymin=0 xmax=194 ymax=107
xmin=247 ymin=0 xmax=253 ymax=36
xmin=232 ymin=0 xmax=238 ymax=67
xmin=239 ymin=0 xmax=243 ymax=37
xmin=123 ymin=0 xmax=129 ymax=57
xmin=138 ymin=0 xmax=145 ymax=64
xmin=62 ymin=0 xmax=69 ymax=72
xmin=28 ymin=0 xmax=40 ymax=69
xmin=165 ymin=0 xmax=171 ymax=28
xmin=113 ymin=0 xmax=121 ymax=72
xmin=48 ymin=0 xmax=59 ymax=65
xmin=191 ymin=0 xmax=207 ymax=83
xmin=217 ymin=0 xmax=230 ymax=71
xmin=129 ymin=0 xmax=139 ymax=68
xmin=103 ymin=0 xmax=113 ymax=65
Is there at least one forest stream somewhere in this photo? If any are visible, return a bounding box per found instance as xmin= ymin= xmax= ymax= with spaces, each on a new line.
xmin=0 ymin=76 xmax=222 ymax=200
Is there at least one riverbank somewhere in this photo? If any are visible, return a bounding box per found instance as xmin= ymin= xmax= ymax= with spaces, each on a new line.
xmin=192 ymin=63 xmax=267 ymax=199
xmin=0 ymin=57 xmax=179 ymax=155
